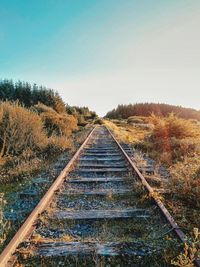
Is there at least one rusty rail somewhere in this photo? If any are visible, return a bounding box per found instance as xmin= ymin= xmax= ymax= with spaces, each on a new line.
xmin=0 ymin=126 xmax=96 ymax=267
xmin=106 ymin=126 xmax=200 ymax=267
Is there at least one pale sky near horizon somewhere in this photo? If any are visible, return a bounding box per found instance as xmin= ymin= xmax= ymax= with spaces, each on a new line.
xmin=0 ymin=0 xmax=200 ymax=116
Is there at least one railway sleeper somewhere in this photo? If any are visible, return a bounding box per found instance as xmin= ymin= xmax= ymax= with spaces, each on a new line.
xmin=62 ymin=181 xmax=131 ymax=191
xmin=84 ymin=149 xmax=119 ymax=153
xmin=59 ymin=188 xmax=133 ymax=196
xmin=51 ymin=208 xmax=150 ymax=220
xmin=67 ymin=177 xmax=129 ymax=183
xmin=77 ymin=163 xmax=128 ymax=168
xmin=75 ymin=168 xmax=129 ymax=173
xmin=79 ymin=157 xmax=124 ymax=161
xmin=31 ymin=241 xmax=154 ymax=257
xmin=83 ymin=152 xmax=122 ymax=157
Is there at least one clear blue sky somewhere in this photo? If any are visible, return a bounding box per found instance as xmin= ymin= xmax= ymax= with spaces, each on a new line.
xmin=0 ymin=0 xmax=200 ymax=115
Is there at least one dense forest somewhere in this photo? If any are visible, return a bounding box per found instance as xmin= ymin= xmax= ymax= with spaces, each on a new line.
xmin=105 ymin=103 xmax=200 ymax=120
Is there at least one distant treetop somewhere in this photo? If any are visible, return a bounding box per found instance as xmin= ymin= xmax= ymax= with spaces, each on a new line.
xmin=105 ymin=103 xmax=200 ymax=121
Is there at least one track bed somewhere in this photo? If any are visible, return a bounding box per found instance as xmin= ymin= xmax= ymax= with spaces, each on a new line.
xmin=0 ymin=126 xmax=185 ymax=266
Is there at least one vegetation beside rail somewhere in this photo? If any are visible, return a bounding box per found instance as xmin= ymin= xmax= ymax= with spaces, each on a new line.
xmin=0 ymin=79 xmax=97 ymax=184
xmin=105 ymin=116 xmax=200 ymax=220
xmin=105 ymin=115 xmax=200 ymax=266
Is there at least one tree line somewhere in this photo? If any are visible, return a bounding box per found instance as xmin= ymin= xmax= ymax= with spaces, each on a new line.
xmin=0 ymin=79 xmax=66 ymax=113
xmin=0 ymin=79 xmax=97 ymax=121
xmin=105 ymin=103 xmax=200 ymax=120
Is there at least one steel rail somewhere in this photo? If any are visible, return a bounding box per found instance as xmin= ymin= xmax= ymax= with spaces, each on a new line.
xmin=0 ymin=126 xmax=96 ymax=267
xmin=106 ymin=126 xmax=200 ymax=267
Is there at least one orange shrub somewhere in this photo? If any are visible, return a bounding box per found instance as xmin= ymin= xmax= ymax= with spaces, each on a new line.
xmin=33 ymin=103 xmax=78 ymax=137
xmin=169 ymin=156 xmax=200 ymax=207
xmin=0 ymin=101 xmax=47 ymax=157
xmin=150 ymin=113 xmax=195 ymax=140
xmin=148 ymin=114 xmax=199 ymax=163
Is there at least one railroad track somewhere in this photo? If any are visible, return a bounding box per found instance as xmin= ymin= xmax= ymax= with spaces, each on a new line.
xmin=0 ymin=126 xmax=199 ymax=267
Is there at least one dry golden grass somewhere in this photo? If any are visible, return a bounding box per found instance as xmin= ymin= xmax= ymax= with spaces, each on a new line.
xmin=104 ymin=119 xmax=151 ymax=144
xmin=146 ymin=114 xmax=200 ymax=163
xmin=168 ymin=156 xmax=200 ymax=208
xmin=33 ymin=103 xmax=78 ymax=137
xmin=127 ymin=116 xmax=151 ymax=124
xmin=106 ymin=115 xmax=200 ymax=232
xmin=0 ymin=101 xmax=47 ymax=157
xmin=107 ymin=115 xmax=200 ymax=266
xmin=171 ymin=228 xmax=200 ymax=267
xmin=130 ymin=114 xmax=200 ymax=165
xmin=0 ymin=101 xmax=80 ymax=183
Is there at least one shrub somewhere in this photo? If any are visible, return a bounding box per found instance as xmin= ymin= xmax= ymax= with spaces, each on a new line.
xmin=33 ymin=103 xmax=78 ymax=137
xmin=76 ymin=115 xmax=88 ymax=127
xmin=127 ymin=116 xmax=144 ymax=124
xmin=169 ymin=156 xmax=200 ymax=207
xmin=0 ymin=102 xmax=77 ymax=183
xmin=171 ymin=229 xmax=200 ymax=267
xmin=47 ymin=136 xmax=72 ymax=155
xmin=67 ymin=105 xmax=97 ymax=125
xmin=0 ymin=101 xmax=47 ymax=157
xmin=94 ymin=118 xmax=104 ymax=125
xmin=146 ymin=114 xmax=199 ymax=163
xmin=150 ymin=113 xmax=195 ymax=140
